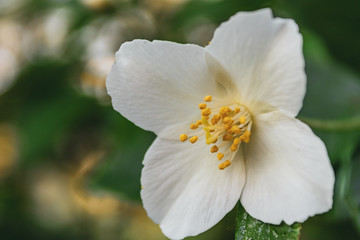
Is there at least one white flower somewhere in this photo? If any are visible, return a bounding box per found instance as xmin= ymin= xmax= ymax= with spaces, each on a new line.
xmin=106 ymin=8 xmax=335 ymax=240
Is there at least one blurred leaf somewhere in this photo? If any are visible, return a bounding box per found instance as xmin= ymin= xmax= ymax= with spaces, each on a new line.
xmin=18 ymin=95 xmax=94 ymax=165
xmin=348 ymin=153 xmax=360 ymax=233
xmin=5 ymin=60 xmax=97 ymax=166
xmin=163 ymin=0 xmax=278 ymax=42
xmin=88 ymin=128 xmax=155 ymax=201
xmin=299 ymin=30 xmax=360 ymax=162
xmin=300 ymin=215 xmax=359 ymax=240
xmin=279 ymin=0 xmax=360 ymax=72
xmin=85 ymin=107 xmax=156 ymax=201
xmin=300 ymin=31 xmax=360 ymax=234
xmin=302 ymin=30 xmax=360 ymax=119
xmin=314 ymin=131 xmax=359 ymax=163
xmin=235 ymin=204 xmax=301 ymax=240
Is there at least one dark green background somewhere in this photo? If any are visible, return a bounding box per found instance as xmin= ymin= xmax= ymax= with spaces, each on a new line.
xmin=0 ymin=0 xmax=359 ymax=239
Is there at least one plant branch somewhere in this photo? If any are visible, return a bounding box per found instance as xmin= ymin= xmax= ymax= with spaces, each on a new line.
xmin=298 ymin=115 xmax=360 ymax=131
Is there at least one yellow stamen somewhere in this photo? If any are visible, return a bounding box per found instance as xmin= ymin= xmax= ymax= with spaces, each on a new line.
xmin=204 ymin=95 xmax=212 ymax=102
xmin=224 ymin=123 xmax=233 ymax=130
xmin=180 ymin=134 xmax=188 ymax=142
xmin=210 ymin=145 xmax=218 ymax=153
xmin=239 ymin=116 xmax=246 ymax=124
xmin=181 ymin=95 xmax=253 ymax=170
xmin=223 ymin=134 xmax=233 ymax=141
xmin=239 ymin=130 xmax=251 ymax=143
xmin=222 ymin=116 xmax=233 ymax=124
xmin=230 ymin=144 xmax=237 ymax=151
xmin=229 ymin=125 xmax=241 ymax=134
xmin=199 ymin=103 xmax=207 ymax=110
xmin=218 ymin=160 xmax=231 ymax=170
xmin=201 ymin=108 xmax=211 ymax=116
xmin=211 ymin=115 xmax=221 ymax=125
xmin=219 ymin=106 xmax=231 ymax=116
xmin=233 ymin=137 xmax=240 ymax=146
xmin=189 ymin=136 xmax=198 ymax=143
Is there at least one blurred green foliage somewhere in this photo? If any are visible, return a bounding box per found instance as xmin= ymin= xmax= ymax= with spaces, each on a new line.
xmin=0 ymin=0 xmax=359 ymax=239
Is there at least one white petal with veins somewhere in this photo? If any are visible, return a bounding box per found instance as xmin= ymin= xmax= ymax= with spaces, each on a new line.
xmin=241 ymin=111 xmax=334 ymax=225
xmin=107 ymin=40 xmax=221 ymax=139
xmin=141 ymin=138 xmax=245 ymax=239
xmin=206 ymin=9 xmax=306 ymax=117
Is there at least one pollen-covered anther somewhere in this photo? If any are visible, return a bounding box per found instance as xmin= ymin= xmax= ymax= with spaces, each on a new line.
xmin=198 ymin=103 xmax=207 ymax=110
xmin=235 ymin=107 xmax=240 ymax=113
xmin=230 ymin=144 xmax=237 ymax=151
xmin=233 ymin=137 xmax=240 ymax=146
xmin=223 ymin=134 xmax=233 ymax=141
xmin=204 ymin=95 xmax=212 ymax=102
xmin=189 ymin=136 xmax=198 ymax=143
xmin=224 ymin=123 xmax=233 ymax=130
xmin=201 ymin=108 xmax=211 ymax=116
xmin=180 ymin=134 xmax=188 ymax=142
xmin=196 ymin=120 xmax=202 ymax=125
xmin=239 ymin=130 xmax=251 ymax=143
xmin=217 ymin=153 xmax=224 ymax=160
xmin=229 ymin=125 xmax=241 ymax=134
xmin=190 ymin=124 xmax=199 ymax=129
xmin=222 ymin=116 xmax=233 ymax=124
xmin=211 ymin=115 xmax=221 ymax=125
xmin=219 ymin=106 xmax=231 ymax=116
xmin=239 ymin=116 xmax=246 ymax=124
xmin=218 ymin=160 xmax=231 ymax=170
xmin=210 ymin=145 xmax=218 ymax=153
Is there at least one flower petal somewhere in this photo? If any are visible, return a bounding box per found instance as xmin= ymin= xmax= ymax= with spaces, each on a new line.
xmin=206 ymin=9 xmax=306 ymax=117
xmin=141 ymin=138 xmax=245 ymax=239
xmin=241 ymin=111 xmax=334 ymax=225
xmin=106 ymin=40 xmax=221 ymax=139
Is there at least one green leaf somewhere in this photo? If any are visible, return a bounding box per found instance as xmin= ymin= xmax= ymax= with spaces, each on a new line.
xmin=235 ymin=204 xmax=301 ymax=240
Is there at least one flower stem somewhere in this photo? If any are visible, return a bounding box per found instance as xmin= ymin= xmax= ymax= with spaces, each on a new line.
xmin=298 ymin=115 xmax=360 ymax=131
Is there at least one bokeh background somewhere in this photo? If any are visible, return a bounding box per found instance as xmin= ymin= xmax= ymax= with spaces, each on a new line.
xmin=0 ymin=0 xmax=359 ymax=239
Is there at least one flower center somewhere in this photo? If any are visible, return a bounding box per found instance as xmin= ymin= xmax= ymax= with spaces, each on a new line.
xmin=179 ymin=95 xmax=252 ymax=170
